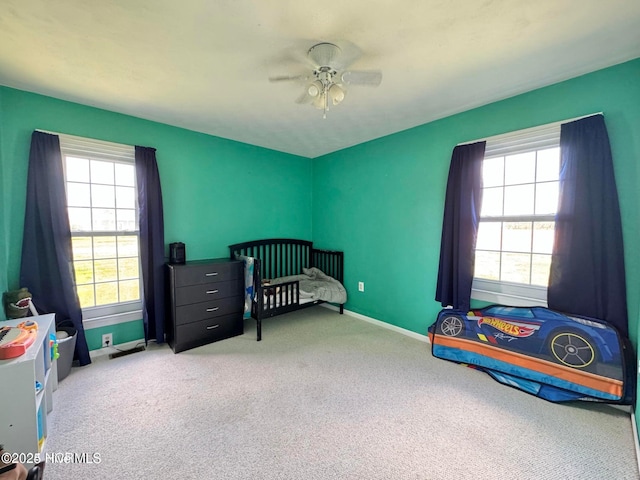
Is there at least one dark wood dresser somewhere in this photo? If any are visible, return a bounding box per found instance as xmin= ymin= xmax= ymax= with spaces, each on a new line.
xmin=166 ymin=258 xmax=244 ymax=353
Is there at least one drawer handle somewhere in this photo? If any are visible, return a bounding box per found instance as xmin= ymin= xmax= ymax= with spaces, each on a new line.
xmin=205 ymin=272 xmax=218 ymax=277
xmin=206 ymin=307 xmax=219 ymax=312
xmin=206 ymin=324 xmax=220 ymax=330
xmin=206 ymin=289 xmax=219 ymax=294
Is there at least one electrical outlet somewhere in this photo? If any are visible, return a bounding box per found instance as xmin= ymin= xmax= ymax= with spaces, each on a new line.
xmin=102 ymin=333 xmax=113 ymax=348
xmin=358 ymin=281 xmax=364 ymax=292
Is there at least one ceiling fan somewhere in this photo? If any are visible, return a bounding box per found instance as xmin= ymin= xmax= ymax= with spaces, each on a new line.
xmin=269 ymin=42 xmax=382 ymax=119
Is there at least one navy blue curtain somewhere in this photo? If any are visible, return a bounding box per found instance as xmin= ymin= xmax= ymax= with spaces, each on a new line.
xmin=135 ymin=146 xmax=166 ymax=344
xmin=20 ymin=131 xmax=91 ymax=366
xmin=548 ymin=115 xmax=628 ymax=337
xmin=436 ymin=141 xmax=486 ymax=311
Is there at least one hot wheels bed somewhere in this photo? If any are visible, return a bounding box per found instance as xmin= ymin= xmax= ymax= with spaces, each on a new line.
xmin=428 ymin=305 xmax=635 ymax=403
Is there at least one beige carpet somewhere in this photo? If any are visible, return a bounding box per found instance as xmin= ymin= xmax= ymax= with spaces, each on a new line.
xmin=43 ymin=307 xmax=639 ymax=479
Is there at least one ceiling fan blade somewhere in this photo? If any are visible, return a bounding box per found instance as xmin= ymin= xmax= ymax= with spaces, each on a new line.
xmin=269 ymin=75 xmax=309 ymax=83
xmin=340 ymin=70 xmax=382 ymax=86
xmin=329 ymin=40 xmax=363 ymax=70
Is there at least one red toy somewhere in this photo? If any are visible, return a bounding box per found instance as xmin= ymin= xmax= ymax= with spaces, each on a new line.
xmin=0 ymin=320 xmax=38 ymax=360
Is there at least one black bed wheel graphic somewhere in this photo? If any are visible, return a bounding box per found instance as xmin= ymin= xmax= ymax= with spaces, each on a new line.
xmin=439 ymin=315 xmax=465 ymax=337
xmin=548 ymin=332 xmax=596 ymax=368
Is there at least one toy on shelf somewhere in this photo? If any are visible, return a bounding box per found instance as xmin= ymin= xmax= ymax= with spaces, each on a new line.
xmin=49 ymin=333 xmax=59 ymax=361
xmin=0 ymin=320 xmax=38 ymax=360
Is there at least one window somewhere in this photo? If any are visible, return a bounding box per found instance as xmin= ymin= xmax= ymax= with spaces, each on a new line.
xmin=60 ymin=135 xmax=141 ymax=319
xmin=472 ymin=123 xmax=561 ymax=305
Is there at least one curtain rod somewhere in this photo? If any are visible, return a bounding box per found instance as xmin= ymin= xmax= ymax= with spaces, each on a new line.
xmin=34 ymin=129 xmax=136 ymax=149
xmin=457 ymin=112 xmax=603 ymax=146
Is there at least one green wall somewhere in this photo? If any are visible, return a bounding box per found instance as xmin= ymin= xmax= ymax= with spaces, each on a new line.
xmin=1 ymin=60 xmax=639 ymax=360
xmin=84 ymin=321 xmax=145 ymax=351
xmin=0 ymin=87 xmax=313 ymax=343
xmin=312 ymin=58 xmax=640 ymax=349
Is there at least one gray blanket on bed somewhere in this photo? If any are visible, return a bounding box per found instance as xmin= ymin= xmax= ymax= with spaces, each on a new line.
xmin=268 ymin=267 xmax=347 ymax=304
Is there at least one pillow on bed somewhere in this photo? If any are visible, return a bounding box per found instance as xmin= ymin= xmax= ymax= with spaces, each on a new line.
xmin=235 ymin=254 xmax=255 ymax=315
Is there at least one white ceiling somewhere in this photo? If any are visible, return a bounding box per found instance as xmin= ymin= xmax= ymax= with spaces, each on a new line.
xmin=1 ymin=1 xmax=639 ymax=158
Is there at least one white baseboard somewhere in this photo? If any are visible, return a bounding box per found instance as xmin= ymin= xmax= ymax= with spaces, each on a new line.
xmin=89 ymin=339 xmax=146 ymax=359
xmin=320 ymin=304 xmax=430 ymax=343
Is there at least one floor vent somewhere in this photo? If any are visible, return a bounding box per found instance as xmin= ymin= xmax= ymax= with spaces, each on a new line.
xmin=109 ymin=345 xmax=146 ymax=359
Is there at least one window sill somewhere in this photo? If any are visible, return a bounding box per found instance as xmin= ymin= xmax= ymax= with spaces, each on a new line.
xmin=83 ymin=310 xmax=143 ymax=328
xmin=471 ymin=278 xmax=547 ymax=307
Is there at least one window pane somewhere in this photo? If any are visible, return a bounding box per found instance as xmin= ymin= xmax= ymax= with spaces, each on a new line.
xmin=535 ymin=181 xmax=559 ymax=214
xmin=91 ymin=184 xmax=115 ymax=208
xmin=76 ymin=284 xmax=95 ymax=308
xmin=481 ymin=187 xmax=503 ymax=216
xmin=118 ymin=257 xmax=139 ymax=279
xmin=118 ymin=236 xmax=139 ymax=257
xmin=116 ymin=209 xmax=137 ymax=231
xmin=94 ymin=259 xmax=118 ymax=282
xmin=501 ymin=252 xmax=531 ymax=283
xmin=63 ymin=146 xmax=140 ymax=314
xmin=68 ymin=207 xmax=92 ymax=231
xmin=503 ymin=184 xmax=534 ymax=216
xmin=66 ymin=157 xmax=90 ymax=182
xmin=474 ymin=251 xmax=500 ymax=280
xmin=531 ymin=254 xmax=552 ymax=286
xmin=73 ymin=260 xmax=94 ymax=284
xmin=90 ymin=160 xmax=114 ymax=184
xmin=116 ymin=186 xmax=135 ymax=209
xmin=95 ymin=282 xmax=118 ymax=306
xmin=502 ymin=222 xmax=532 ymax=253
xmin=532 ymin=222 xmax=554 ymax=254
xmin=72 ymin=236 xmax=93 ymax=261
xmin=504 ymin=152 xmax=536 ymax=185
xmin=115 ymin=163 xmax=135 ymax=187
xmin=536 ymin=148 xmax=560 ymax=182
xmin=483 ymin=157 xmax=504 ymax=188
xmin=92 ymin=208 xmax=116 ymax=230
xmin=94 ymin=236 xmax=117 ymax=259
xmin=119 ymin=280 xmax=140 ymax=302
xmin=67 ymin=183 xmax=91 ymax=207
xmin=476 ymin=222 xmax=502 ymax=250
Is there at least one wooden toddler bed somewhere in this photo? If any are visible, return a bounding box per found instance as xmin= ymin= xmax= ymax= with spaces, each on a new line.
xmin=229 ymin=238 xmax=346 ymax=341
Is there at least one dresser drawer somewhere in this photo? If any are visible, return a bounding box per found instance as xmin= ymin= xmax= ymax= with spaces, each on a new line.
xmin=175 ymin=296 xmax=243 ymax=326
xmin=174 ymin=314 xmax=242 ymax=353
xmin=174 ymin=261 xmax=241 ymax=287
xmin=175 ymin=277 xmax=243 ymax=306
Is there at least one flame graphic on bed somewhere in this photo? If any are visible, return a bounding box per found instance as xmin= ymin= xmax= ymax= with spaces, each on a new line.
xmin=477 ymin=317 xmax=538 ymax=338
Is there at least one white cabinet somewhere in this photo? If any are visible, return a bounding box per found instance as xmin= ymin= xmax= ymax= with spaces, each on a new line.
xmin=0 ymin=314 xmax=58 ymax=464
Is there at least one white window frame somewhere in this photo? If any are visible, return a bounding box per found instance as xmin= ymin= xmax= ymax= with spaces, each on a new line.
xmin=470 ymin=121 xmax=562 ymax=307
xmin=58 ymin=133 xmax=143 ymax=322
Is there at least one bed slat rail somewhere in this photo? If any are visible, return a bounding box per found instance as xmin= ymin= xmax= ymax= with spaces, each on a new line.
xmin=229 ymin=239 xmax=344 ymax=341
xmin=312 ymin=249 xmax=344 ymax=285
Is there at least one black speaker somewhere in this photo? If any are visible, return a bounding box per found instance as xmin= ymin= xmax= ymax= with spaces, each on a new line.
xmin=170 ymin=242 xmax=186 ymax=264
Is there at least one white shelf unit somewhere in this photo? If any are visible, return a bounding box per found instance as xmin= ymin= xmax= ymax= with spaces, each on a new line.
xmin=0 ymin=314 xmax=58 ymax=464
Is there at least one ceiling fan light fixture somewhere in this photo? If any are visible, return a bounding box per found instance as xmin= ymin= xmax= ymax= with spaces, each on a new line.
xmin=312 ymin=93 xmax=326 ymax=110
xmin=307 ymin=80 xmax=323 ymax=97
xmin=328 ymin=83 xmax=345 ymax=106
xmin=308 ymin=42 xmax=341 ymax=67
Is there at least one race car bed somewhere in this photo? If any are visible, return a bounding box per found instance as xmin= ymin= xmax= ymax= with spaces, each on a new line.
xmin=428 ymin=305 xmax=636 ymax=404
